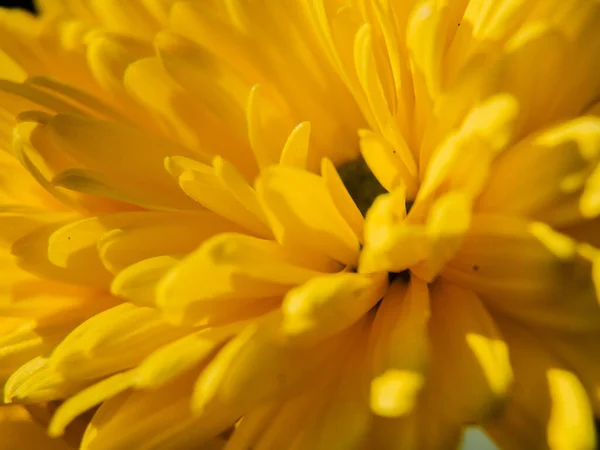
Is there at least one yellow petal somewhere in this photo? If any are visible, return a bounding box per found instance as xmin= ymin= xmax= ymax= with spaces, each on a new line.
xmin=13 ymin=120 xmax=126 ymax=212
xmin=49 ymin=303 xmax=189 ymax=380
xmin=86 ymin=32 xmax=154 ymax=96
xmin=0 ymin=404 xmax=72 ymax=450
xmin=85 ymin=31 xmax=157 ymax=127
xmin=371 ymin=369 xmax=425 ymax=419
xmin=0 ymin=279 xmax=117 ymax=329
xmin=213 ymin=157 xmax=265 ymax=219
xmin=166 ymin=156 xmax=271 ymax=238
xmin=4 ymin=357 xmax=87 ymax=403
xmin=0 ymin=148 xmax=54 ymax=208
xmin=478 ymin=116 xmax=600 ymax=225
xmin=46 ymin=114 xmax=202 ymax=210
xmin=0 ymin=210 xmax=73 ymax=250
xmin=247 ymin=84 xmax=293 ymax=169
xmin=485 ymin=319 xmax=596 ymax=450
xmin=359 ymin=130 xmax=418 ymax=198
xmin=47 ymin=211 xmax=206 ymax=282
xmin=49 ymin=370 xmax=137 ymax=438
xmin=354 ymin=24 xmax=417 ymax=178
xmin=497 ymin=21 xmax=600 ymax=136
xmin=98 ymin=210 xmax=241 ymax=274
xmin=406 ymin=0 xmax=447 ymax=101
xmin=427 ymin=280 xmax=512 ymax=422
xmin=258 ymin=165 xmax=360 ymax=267
xmin=279 ymin=122 xmax=311 ymax=169
xmin=547 ymin=369 xmax=596 ymax=450
xmin=133 ymin=327 xmax=242 ymax=389
xmin=321 ymin=157 xmax=365 ymax=243
xmin=12 ymin=221 xmax=110 ymax=288
xmin=417 ymin=94 xmax=519 ymax=204
xmin=52 ymin=167 xmax=165 ymax=210
xmin=88 ymin=0 xmax=160 ymax=39
xmin=0 ymin=79 xmax=91 ymax=117
xmin=224 ymin=404 xmax=279 ymax=450
xmin=156 ymin=233 xmax=325 ymax=324
xmin=282 ymin=271 xmax=387 ymax=344
xmin=369 ymin=278 xmax=430 ymax=418
xmin=444 ymin=215 xmax=600 ymax=332
xmin=359 ymin=188 xmax=428 ymax=274
xmin=0 ymin=48 xmax=27 ymax=83
xmin=46 ymin=214 xmax=138 ymax=285
xmin=124 ymin=57 xmax=256 ymax=178
xmin=531 ymin=327 xmax=600 ymax=417
xmin=110 ymin=255 xmax=180 ymax=307
xmin=80 ymin=370 xmax=235 ymax=450
xmin=25 ymin=76 xmax=127 ymax=124
xmin=411 ymin=191 xmax=472 ymax=282
xmin=193 ymin=314 xmax=349 ymax=416
xmin=278 ymin=333 xmax=371 ymax=450
xmin=156 ymin=30 xmax=250 ymax=134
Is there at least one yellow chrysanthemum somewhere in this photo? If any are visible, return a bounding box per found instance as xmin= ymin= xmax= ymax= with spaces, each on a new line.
xmin=1 ymin=0 xmax=599 ymax=449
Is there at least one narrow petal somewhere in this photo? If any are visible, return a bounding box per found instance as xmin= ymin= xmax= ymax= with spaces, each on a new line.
xmin=4 ymin=357 xmax=87 ymax=403
xmin=192 ymin=314 xmax=350 ymax=417
xmin=80 ymin=371 xmax=235 ymax=450
xmin=369 ymin=278 xmax=430 ymax=418
xmin=124 ymin=57 xmax=257 ymax=178
xmin=417 ymin=94 xmax=519 ymax=204
xmin=12 ymin=221 xmax=110 ymax=288
xmin=257 ymin=165 xmax=360 ymax=267
xmin=279 ymin=122 xmax=311 ymax=170
xmin=411 ymin=191 xmax=472 ymax=282
xmin=321 ymin=157 xmax=365 ymax=243
xmin=166 ymin=156 xmax=271 ymax=238
xmin=484 ymin=319 xmax=596 ymax=450
xmin=224 ymin=404 xmax=280 ymax=450
xmin=359 ymin=130 xmax=418 ymax=198
xmin=477 ymin=116 xmax=600 ymax=225
xmin=46 ymin=114 xmax=202 ymax=210
xmin=49 ymin=370 xmax=137 ymax=438
xmin=0 ymin=405 xmax=72 ymax=450
xmin=496 ymin=19 xmax=600 ymax=135
xmin=530 ymin=327 xmax=600 ymax=417
xmin=361 ymin=190 xmax=470 ymax=279
xmin=156 ymin=233 xmax=327 ymax=324
xmin=427 ymin=280 xmax=512 ymax=422
xmin=263 ymin=329 xmax=371 ymax=450
xmin=282 ymin=271 xmax=387 ymax=344
xmin=88 ymin=0 xmax=160 ymax=39
xmin=133 ymin=327 xmax=243 ymax=389
xmin=355 ymin=24 xmax=416 ymax=177
xmin=13 ymin=120 xmax=129 ymax=212
xmin=49 ymin=303 xmax=190 ymax=380
xmin=443 ymin=215 xmax=600 ymax=332
xmin=98 ymin=210 xmax=241 ymax=273
xmin=110 ymin=255 xmax=180 ymax=307
xmin=359 ymin=187 xmax=425 ymax=273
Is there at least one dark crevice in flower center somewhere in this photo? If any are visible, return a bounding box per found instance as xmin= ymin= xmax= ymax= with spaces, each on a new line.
xmin=337 ymin=157 xmax=387 ymax=216
xmin=370 ymin=271 xmax=410 ymax=314
xmin=339 ymin=157 xmax=412 ymax=293
xmin=388 ymin=270 xmax=411 ymax=284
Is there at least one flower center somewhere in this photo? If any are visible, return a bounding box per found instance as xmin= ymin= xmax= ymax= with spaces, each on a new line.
xmin=337 ymin=157 xmax=387 ymax=216
xmin=338 ymin=157 xmax=413 ymax=285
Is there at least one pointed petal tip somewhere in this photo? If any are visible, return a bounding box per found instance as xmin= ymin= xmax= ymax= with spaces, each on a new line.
xmin=370 ymin=369 xmax=425 ymax=418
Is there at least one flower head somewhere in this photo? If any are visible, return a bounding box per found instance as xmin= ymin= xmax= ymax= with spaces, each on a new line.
xmin=1 ymin=0 xmax=599 ymax=449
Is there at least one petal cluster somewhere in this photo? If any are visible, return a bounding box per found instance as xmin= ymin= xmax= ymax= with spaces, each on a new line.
xmin=0 ymin=1 xmax=599 ymax=449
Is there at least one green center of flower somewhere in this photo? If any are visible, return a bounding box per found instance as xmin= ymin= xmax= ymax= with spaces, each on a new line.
xmin=337 ymin=157 xmax=387 ymax=216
